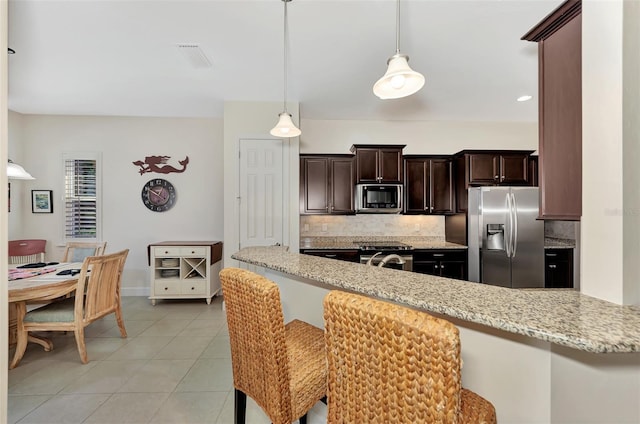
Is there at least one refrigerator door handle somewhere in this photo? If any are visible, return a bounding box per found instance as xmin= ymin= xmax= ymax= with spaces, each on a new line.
xmin=511 ymin=192 xmax=518 ymax=258
xmin=505 ymin=193 xmax=513 ymax=258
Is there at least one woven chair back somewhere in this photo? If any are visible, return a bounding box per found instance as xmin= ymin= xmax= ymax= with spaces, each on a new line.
xmin=219 ymin=267 xmax=293 ymax=423
xmin=75 ymin=249 xmax=129 ymax=325
xmin=324 ymin=290 xmax=463 ymax=424
xmin=8 ymin=239 xmax=46 ymax=264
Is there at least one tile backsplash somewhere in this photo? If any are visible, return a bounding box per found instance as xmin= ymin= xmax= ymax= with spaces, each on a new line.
xmin=544 ymin=220 xmax=578 ymax=240
xmin=300 ymin=215 xmax=445 ymax=238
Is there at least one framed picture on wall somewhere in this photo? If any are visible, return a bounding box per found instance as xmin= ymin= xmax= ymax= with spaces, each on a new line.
xmin=32 ymin=190 xmax=53 ymax=213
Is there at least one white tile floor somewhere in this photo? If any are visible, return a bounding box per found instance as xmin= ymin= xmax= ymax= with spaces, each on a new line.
xmin=8 ymin=296 xmax=328 ymax=424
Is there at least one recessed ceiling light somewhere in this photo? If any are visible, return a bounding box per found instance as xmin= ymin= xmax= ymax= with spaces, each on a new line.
xmin=517 ymin=95 xmax=533 ymax=102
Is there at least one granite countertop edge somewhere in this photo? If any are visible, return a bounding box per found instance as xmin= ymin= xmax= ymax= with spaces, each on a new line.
xmin=232 ymin=246 xmax=640 ymax=354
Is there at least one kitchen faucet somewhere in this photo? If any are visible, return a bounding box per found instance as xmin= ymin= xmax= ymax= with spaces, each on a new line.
xmin=378 ymin=254 xmax=406 ymax=268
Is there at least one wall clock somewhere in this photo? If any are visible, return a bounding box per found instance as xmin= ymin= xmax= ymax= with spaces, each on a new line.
xmin=141 ymin=178 xmax=177 ymax=212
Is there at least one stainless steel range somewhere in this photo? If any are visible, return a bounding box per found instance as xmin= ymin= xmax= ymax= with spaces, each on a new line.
xmin=357 ymin=241 xmax=414 ymax=271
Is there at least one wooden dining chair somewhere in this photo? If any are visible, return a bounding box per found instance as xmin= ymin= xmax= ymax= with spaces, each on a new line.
xmin=10 ymin=249 xmax=129 ymax=368
xmin=62 ymin=241 xmax=107 ymax=262
xmin=219 ymin=267 xmax=327 ymax=424
xmin=323 ymin=290 xmax=497 ymax=424
xmin=8 ymin=239 xmax=47 ymax=264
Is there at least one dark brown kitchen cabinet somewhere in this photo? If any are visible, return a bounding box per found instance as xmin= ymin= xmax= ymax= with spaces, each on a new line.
xmin=350 ymin=144 xmax=405 ymax=184
xmin=404 ymin=156 xmax=455 ymax=215
xmin=544 ymin=248 xmax=573 ymax=288
xmin=300 ymin=155 xmax=355 ymax=215
xmin=412 ymin=249 xmax=467 ymax=280
xmin=523 ymin=0 xmax=582 ymax=220
xmin=300 ymin=249 xmax=360 ymax=263
xmin=463 ymin=151 xmax=531 ymax=185
xmin=528 ymin=155 xmax=539 ymax=187
xmin=454 ymin=150 xmax=534 ymax=212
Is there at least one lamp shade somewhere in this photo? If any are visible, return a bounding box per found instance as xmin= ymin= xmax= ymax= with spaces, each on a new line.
xmin=270 ymin=112 xmax=301 ymax=138
xmin=373 ymin=54 xmax=425 ymax=99
xmin=7 ymin=160 xmax=35 ymax=180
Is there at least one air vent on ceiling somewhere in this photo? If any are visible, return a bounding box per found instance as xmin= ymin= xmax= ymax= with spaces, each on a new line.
xmin=175 ymin=44 xmax=212 ymax=68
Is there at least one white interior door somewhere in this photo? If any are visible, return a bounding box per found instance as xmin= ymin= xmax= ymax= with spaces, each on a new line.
xmin=239 ymin=139 xmax=285 ymax=248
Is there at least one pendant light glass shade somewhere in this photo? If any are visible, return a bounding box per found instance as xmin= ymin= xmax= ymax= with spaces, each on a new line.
xmin=373 ymin=54 xmax=425 ymax=99
xmin=270 ymin=112 xmax=301 ymax=138
xmin=7 ymin=160 xmax=35 ymax=180
xmin=270 ymin=0 xmax=301 ymax=138
xmin=373 ymin=0 xmax=424 ymax=100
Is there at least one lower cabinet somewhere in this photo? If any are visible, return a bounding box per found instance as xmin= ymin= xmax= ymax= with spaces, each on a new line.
xmin=545 ymin=248 xmax=574 ymax=288
xmin=148 ymin=241 xmax=223 ymax=305
xmin=412 ymin=249 xmax=468 ymax=280
xmin=300 ymin=249 xmax=360 ymax=263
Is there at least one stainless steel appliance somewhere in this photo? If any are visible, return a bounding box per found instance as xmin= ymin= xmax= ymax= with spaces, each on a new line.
xmin=357 ymin=241 xmax=413 ymax=271
xmin=356 ymin=184 xmax=403 ymax=214
xmin=468 ymin=187 xmax=544 ymax=288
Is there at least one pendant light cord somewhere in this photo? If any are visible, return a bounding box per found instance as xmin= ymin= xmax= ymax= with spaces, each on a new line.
xmin=282 ymin=0 xmax=289 ymax=113
xmin=395 ymin=0 xmax=400 ymax=55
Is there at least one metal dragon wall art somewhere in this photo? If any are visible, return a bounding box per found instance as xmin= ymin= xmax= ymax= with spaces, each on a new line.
xmin=133 ymin=156 xmax=189 ymax=175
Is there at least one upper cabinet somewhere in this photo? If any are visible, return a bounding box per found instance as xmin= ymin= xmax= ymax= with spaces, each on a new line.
xmin=350 ymin=144 xmax=405 ymax=184
xmin=462 ymin=151 xmax=531 ymax=185
xmin=522 ymin=0 xmax=582 ymax=220
xmin=454 ymin=150 xmax=533 ymax=212
xmin=404 ymin=156 xmax=455 ymax=215
xmin=300 ymin=155 xmax=355 ymax=215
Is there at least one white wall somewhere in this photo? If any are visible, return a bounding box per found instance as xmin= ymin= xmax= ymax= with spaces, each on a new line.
xmin=300 ymin=119 xmax=538 ymax=154
xmin=7 ymin=110 xmax=27 ymax=239
xmin=8 ymin=113 xmax=224 ymax=295
xmin=582 ymin=0 xmax=640 ymax=305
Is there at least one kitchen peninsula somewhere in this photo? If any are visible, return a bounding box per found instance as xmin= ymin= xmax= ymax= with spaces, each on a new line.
xmin=232 ymin=245 xmax=640 ymax=423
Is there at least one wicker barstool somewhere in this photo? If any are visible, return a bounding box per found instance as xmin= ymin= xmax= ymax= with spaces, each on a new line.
xmin=219 ymin=268 xmax=327 ymax=424
xmin=323 ymin=290 xmax=497 ymax=424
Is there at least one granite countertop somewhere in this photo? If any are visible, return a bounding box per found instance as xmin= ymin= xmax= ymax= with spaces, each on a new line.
xmin=232 ymin=246 xmax=640 ymax=353
xmin=544 ymin=237 xmax=576 ymax=249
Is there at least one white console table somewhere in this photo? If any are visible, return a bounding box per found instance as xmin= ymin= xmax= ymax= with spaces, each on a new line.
xmin=148 ymin=241 xmax=222 ymax=305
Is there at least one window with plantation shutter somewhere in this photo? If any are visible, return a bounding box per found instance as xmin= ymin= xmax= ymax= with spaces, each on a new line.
xmin=64 ymin=153 xmax=101 ymax=241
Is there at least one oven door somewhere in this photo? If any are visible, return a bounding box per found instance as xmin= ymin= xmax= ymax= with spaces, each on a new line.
xmin=360 ymin=253 xmax=413 ymax=271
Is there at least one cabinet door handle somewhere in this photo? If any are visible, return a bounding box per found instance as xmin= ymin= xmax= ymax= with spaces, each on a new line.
xmin=546 ymin=253 xmax=557 ymax=257
xmin=549 ymin=264 xmax=557 ymax=269
xmin=434 ymin=265 xmax=439 ymax=269
xmin=433 ymin=254 xmax=444 ymax=257
xmin=441 ymin=264 xmax=445 ymax=269
xmin=500 ymin=176 xmax=505 ymax=182
xmin=325 ymin=254 xmax=337 ymax=258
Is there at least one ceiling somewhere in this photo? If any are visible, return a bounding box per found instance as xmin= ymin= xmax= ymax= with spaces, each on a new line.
xmin=7 ymin=0 xmax=563 ymax=122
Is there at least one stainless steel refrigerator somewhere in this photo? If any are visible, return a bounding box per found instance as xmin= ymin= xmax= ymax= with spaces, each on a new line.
xmin=468 ymin=186 xmax=544 ymax=288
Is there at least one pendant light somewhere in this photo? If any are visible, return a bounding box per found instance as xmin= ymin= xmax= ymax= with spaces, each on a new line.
xmin=7 ymin=160 xmax=35 ymax=180
xmin=373 ymin=0 xmax=425 ymax=99
xmin=270 ymin=0 xmax=301 ymax=138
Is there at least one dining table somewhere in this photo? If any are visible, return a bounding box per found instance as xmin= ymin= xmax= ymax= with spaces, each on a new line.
xmin=8 ymin=262 xmax=82 ymax=365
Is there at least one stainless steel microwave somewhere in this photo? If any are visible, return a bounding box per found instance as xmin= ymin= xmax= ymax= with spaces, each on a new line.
xmin=356 ymin=184 xmax=403 ymax=214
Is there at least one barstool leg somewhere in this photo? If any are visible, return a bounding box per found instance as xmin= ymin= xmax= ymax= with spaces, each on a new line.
xmin=234 ymin=389 xmax=247 ymax=424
